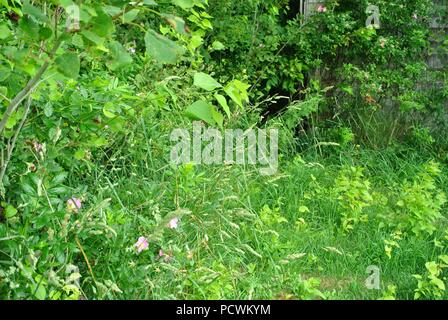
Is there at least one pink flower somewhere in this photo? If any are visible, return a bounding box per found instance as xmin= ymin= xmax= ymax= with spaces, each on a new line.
xmin=413 ymin=13 xmax=418 ymax=20
xmin=135 ymin=236 xmax=149 ymax=253
xmin=167 ymin=217 xmax=179 ymax=229
xmin=67 ymin=197 xmax=82 ymax=212
xmin=317 ymin=5 xmax=327 ymax=13
xmin=380 ymin=40 xmax=386 ymax=48
xmin=157 ymin=249 xmax=173 ymax=262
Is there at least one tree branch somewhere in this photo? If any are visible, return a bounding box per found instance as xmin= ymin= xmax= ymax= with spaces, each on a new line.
xmin=0 ymin=37 xmax=63 ymax=136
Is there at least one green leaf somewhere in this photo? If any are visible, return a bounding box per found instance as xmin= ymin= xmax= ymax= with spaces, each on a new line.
xmin=162 ymin=14 xmax=187 ymax=34
xmin=43 ymin=102 xmax=53 ymax=117
xmin=171 ymin=0 xmax=194 ymax=9
xmin=211 ymin=41 xmax=225 ymax=50
xmin=214 ymin=93 xmax=230 ymax=118
xmin=103 ymin=103 xmax=117 ymax=118
xmin=193 ymin=72 xmax=222 ymax=91
xmin=55 ymin=53 xmax=80 ymax=79
xmin=123 ymin=9 xmax=140 ymax=23
xmin=224 ymin=80 xmax=250 ymax=109
xmin=0 ymin=24 xmax=11 ymax=40
xmin=5 ymin=205 xmax=17 ymax=218
xmin=430 ymin=278 xmax=445 ymax=291
xmin=39 ymin=27 xmax=53 ymax=40
xmin=107 ymin=41 xmax=132 ymax=71
xmin=31 ymin=282 xmax=46 ymax=300
xmin=23 ymin=1 xmax=50 ymax=24
xmin=143 ymin=0 xmax=158 ymax=5
xmin=19 ymin=15 xmax=40 ymax=39
xmin=91 ymin=9 xmax=115 ymax=37
xmin=185 ymin=100 xmax=219 ymax=126
xmin=211 ymin=108 xmax=224 ymax=129
xmin=81 ymin=30 xmax=105 ymax=46
xmin=0 ymin=66 xmax=11 ymax=82
xmin=144 ymin=29 xmax=185 ymax=64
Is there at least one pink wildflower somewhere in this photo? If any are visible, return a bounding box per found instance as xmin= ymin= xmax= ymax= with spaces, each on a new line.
xmin=317 ymin=5 xmax=327 ymax=13
xmin=135 ymin=236 xmax=149 ymax=253
xmin=167 ymin=217 xmax=179 ymax=229
xmin=67 ymin=197 xmax=82 ymax=212
xmin=413 ymin=13 xmax=418 ymax=20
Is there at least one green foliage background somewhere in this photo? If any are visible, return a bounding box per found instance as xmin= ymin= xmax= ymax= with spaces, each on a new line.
xmin=0 ymin=0 xmax=447 ymax=300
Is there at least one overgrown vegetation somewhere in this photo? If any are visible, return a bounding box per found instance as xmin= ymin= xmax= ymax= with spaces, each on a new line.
xmin=0 ymin=0 xmax=447 ymax=300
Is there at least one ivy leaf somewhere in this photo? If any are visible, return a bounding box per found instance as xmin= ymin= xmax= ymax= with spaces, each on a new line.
xmin=55 ymin=53 xmax=80 ymax=79
xmin=185 ymin=100 xmax=219 ymax=126
xmin=193 ymin=72 xmax=222 ymax=91
xmin=144 ymin=29 xmax=185 ymax=64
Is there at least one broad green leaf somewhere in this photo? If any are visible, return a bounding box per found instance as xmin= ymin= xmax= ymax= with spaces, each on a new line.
xmin=43 ymin=102 xmax=53 ymax=117
xmin=19 ymin=15 xmax=40 ymax=39
xmin=5 ymin=205 xmax=17 ymax=218
xmin=31 ymin=282 xmax=46 ymax=300
xmin=430 ymin=278 xmax=445 ymax=291
xmin=214 ymin=93 xmax=230 ymax=118
xmin=23 ymin=1 xmax=50 ymax=24
xmin=103 ymin=103 xmax=117 ymax=118
xmin=144 ymin=29 xmax=185 ymax=64
xmin=81 ymin=30 xmax=105 ymax=46
xmin=103 ymin=5 xmax=121 ymax=16
xmin=193 ymin=72 xmax=222 ymax=91
xmin=39 ymin=27 xmax=53 ymax=40
xmin=0 ymin=24 xmax=11 ymax=40
xmin=55 ymin=53 xmax=80 ymax=79
xmin=171 ymin=0 xmax=194 ymax=9
xmin=162 ymin=14 xmax=187 ymax=34
xmin=224 ymin=80 xmax=250 ymax=109
xmin=212 ymin=41 xmax=225 ymax=50
xmin=91 ymin=9 xmax=115 ymax=37
xmin=143 ymin=0 xmax=158 ymax=5
xmin=211 ymin=108 xmax=224 ymax=129
xmin=0 ymin=66 xmax=11 ymax=82
xmin=185 ymin=100 xmax=218 ymax=126
xmin=123 ymin=9 xmax=140 ymax=23
xmin=107 ymin=41 xmax=132 ymax=70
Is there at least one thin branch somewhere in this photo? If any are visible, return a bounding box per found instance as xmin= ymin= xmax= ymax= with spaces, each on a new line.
xmin=0 ymin=96 xmax=33 ymax=191
xmin=0 ymin=37 xmax=63 ymax=136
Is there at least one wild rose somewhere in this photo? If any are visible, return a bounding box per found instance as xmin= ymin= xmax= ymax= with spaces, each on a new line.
xmin=317 ymin=5 xmax=327 ymax=13
xmin=135 ymin=236 xmax=149 ymax=253
xmin=67 ymin=197 xmax=82 ymax=212
xmin=167 ymin=217 xmax=179 ymax=229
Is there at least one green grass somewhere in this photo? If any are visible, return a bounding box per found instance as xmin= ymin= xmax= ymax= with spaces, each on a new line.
xmin=58 ymin=113 xmax=448 ymax=300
